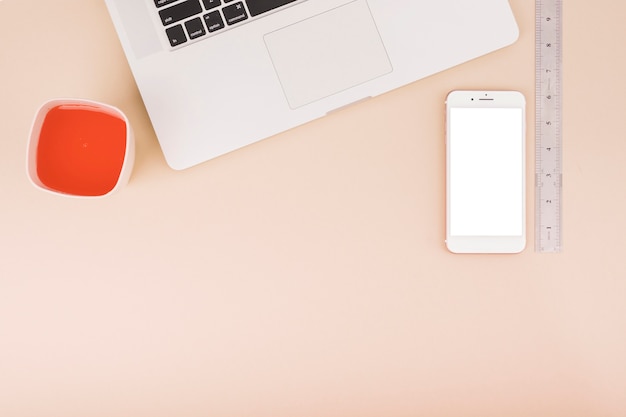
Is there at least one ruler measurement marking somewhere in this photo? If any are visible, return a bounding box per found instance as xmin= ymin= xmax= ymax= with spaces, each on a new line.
xmin=535 ymin=0 xmax=563 ymax=252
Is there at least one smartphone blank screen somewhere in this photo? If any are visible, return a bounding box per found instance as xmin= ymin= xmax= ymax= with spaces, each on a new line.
xmin=449 ymin=107 xmax=524 ymax=236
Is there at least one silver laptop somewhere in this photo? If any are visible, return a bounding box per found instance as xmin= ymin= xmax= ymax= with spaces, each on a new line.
xmin=104 ymin=0 xmax=519 ymax=170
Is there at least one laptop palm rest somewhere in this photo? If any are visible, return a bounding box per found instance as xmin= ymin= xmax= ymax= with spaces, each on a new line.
xmin=264 ymin=0 xmax=392 ymax=109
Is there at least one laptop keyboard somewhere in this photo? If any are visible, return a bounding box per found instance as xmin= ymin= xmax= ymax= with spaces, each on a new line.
xmin=155 ymin=0 xmax=302 ymax=48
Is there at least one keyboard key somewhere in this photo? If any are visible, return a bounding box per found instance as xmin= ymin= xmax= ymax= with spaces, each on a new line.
xmin=154 ymin=0 xmax=178 ymax=8
xmin=166 ymin=25 xmax=187 ymax=46
xmin=245 ymin=0 xmax=297 ymax=17
xmin=222 ymin=2 xmax=248 ymax=25
xmin=202 ymin=0 xmax=221 ymax=10
xmin=203 ymin=11 xmax=225 ymax=33
xmin=185 ymin=17 xmax=206 ymax=39
xmin=159 ymin=0 xmax=202 ymax=26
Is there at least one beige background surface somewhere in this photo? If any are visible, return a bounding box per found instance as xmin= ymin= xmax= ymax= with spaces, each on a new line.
xmin=1 ymin=1 xmax=625 ymax=416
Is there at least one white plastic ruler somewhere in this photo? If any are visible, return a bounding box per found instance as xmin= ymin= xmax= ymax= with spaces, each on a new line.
xmin=535 ymin=0 xmax=563 ymax=252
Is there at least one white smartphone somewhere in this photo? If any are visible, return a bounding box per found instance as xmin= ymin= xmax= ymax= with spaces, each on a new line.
xmin=446 ymin=90 xmax=526 ymax=253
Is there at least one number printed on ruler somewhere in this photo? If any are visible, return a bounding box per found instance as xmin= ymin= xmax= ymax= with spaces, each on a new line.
xmin=535 ymin=0 xmax=563 ymax=253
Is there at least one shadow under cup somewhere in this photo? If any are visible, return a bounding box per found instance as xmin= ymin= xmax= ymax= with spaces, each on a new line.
xmin=27 ymin=99 xmax=134 ymax=198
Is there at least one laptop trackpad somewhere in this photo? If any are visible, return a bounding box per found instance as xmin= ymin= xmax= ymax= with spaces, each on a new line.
xmin=264 ymin=0 xmax=392 ymax=109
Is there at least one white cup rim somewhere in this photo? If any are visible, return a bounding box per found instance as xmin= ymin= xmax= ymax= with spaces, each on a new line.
xmin=26 ymin=98 xmax=135 ymax=198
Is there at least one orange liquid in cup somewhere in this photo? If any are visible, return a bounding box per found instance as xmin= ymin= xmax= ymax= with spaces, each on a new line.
xmin=37 ymin=105 xmax=127 ymax=196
